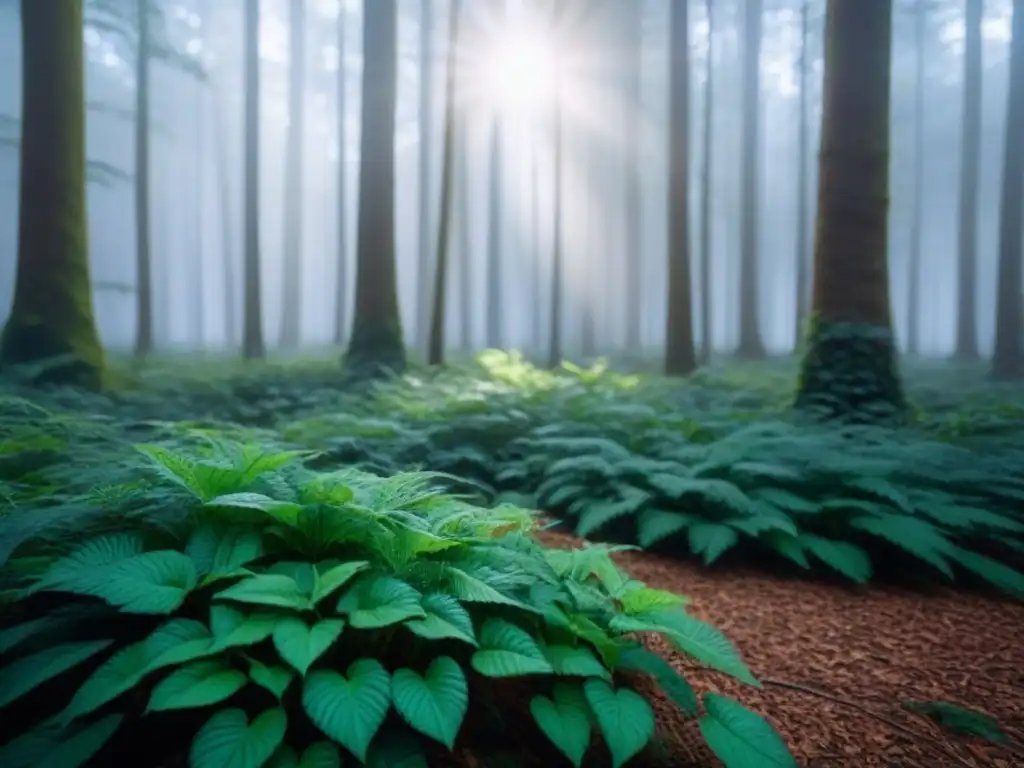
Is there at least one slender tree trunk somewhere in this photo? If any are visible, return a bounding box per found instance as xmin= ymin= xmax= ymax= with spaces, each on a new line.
xmin=737 ymin=0 xmax=765 ymax=358
xmin=906 ymin=0 xmax=926 ymax=356
xmin=992 ymin=0 xmax=1024 ymax=378
xmin=699 ymin=0 xmax=714 ymax=361
xmin=531 ymin=133 xmax=543 ymax=353
xmin=416 ymin=0 xmax=435 ymax=350
xmin=485 ymin=119 xmax=503 ymax=349
xmin=794 ymin=0 xmax=810 ymax=349
xmin=665 ymin=0 xmax=696 ymax=376
xmin=427 ymin=0 xmax=461 ymax=366
xmin=580 ymin=134 xmax=597 ymax=359
xmin=795 ymin=0 xmax=906 ymax=421
xmin=333 ymin=4 xmax=348 ymax=345
xmin=279 ymin=0 xmax=306 ymax=349
xmin=623 ymin=0 xmax=643 ymax=351
xmin=457 ymin=130 xmax=472 ymax=351
xmin=133 ymin=0 xmax=153 ymax=358
xmin=212 ymin=91 xmax=237 ymax=349
xmin=955 ymin=0 xmax=982 ymax=361
xmin=0 ymin=0 xmax=104 ymax=387
xmin=242 ymin=0 xmax=265 ymax=359
xmin=547 ymin=24 xmax=564 ymax=369
xmin=345 ymin=0 xmax=405 ymax=376
xmin=194 ymin=68 xmax=206 ymax=345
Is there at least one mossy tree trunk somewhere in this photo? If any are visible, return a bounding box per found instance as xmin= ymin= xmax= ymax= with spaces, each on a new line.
xmin=242 ymin=0 xmax=266 ymax=360
xmin=794 ymin=0 xmax=907 ymax=423
xmin=345 ymin=0 xmax=405 ymax=377
xmin=0 ymin=0 xmax=105 ymax=389
xmin=991 ymin=0 xmax=1024 ymax=379
xmin=664 ymin=0 xmax=696 ymax=376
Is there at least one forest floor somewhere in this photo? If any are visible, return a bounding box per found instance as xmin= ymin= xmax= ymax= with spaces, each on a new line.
xmin=1 ymin=351 xmax=1023 ymax=767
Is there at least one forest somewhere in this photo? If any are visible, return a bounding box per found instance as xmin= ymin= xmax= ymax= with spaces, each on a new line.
xmin=0 ymin=0 xmax=1023 ymax=766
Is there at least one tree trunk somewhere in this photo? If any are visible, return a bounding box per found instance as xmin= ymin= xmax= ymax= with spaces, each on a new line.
xmin=427 ymin=0 xmax=462 ymax=366
xmin=345 ymin=0 xmax=405 ymax=376
xmin=623 ymin=0 xmax=643 ymax=351
xmin=665 ymin=0 xmax=696 ymax=376
xmin=485 ymin=119 xmax=503 ymax=349
xmin=547 ymin=13 xmax=565 ymax=370
xmin=133 ymin=0 xmax=153 ymax=358
xmin=333 ymin=4 xmax=348 ymax=345
xmin=736 ymin=0 xmax=765 ymax=358
xmin=699 ymin=0 xmax=714 ymax=362
xmin=794 ymin=0 xmax=906 ymax=422
xmin=793 ymin=0 xmax=810 ymax=349
xmin=416 ymin=0 xmax=435 ymax=351
xmin=0 ymin=0 xmax=104 ymax=388
xmin=212 ymin=90 xmax=237 ymax=349
xmin=242 ymin=0 xmax=265 ymax=359
xmin=991 ymin=0 xmax=1024 ymax=378
xmin=279 ymin=0 xmax=306 ymax=349
xmin=906 ymin=0 xmax=926 ymax=356
xmin=954 ymin=0 xmax=982 ymax=361
xmin=457 ymin=128 xmax=472 ymax=351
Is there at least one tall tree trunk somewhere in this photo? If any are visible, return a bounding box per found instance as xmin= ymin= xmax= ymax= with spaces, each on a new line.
xmin=955 ymin=0 xmax=982 ymax=361
xmin=531 ymin=132 xmax=543 ymax=353
xmin=416 ymin=0 xmax=435 ymax=350
xmin=457 ymin=129 xmax=472 ymax=351
xmin=427 ymin=0 xmax=462 ymax=366
xmin=665 ymin=0 xmax=696 ymax=376
xmin=333 ymin=4 xmax=348 ymax=345
xmin=1 ymin=0 xmax=104 ymax=387
xmin=485 ymin=119 xmax=503 ymax=349
xmin=906 ymin=0 xmax=926 ymax=356
xmin=133 ymin=0 xmax=153 ymax=358
xmin=623 ymin=0 xmax=643 ymax=351
xmin=794 ymin=0 xmax=906 ymax=422
xmin=242 ymin=0 xmax=265 ymax=359
xmin=736 ymin=0 xmax=765 ymax=358
xmin=279 ymin=0 xmax=306 ymax=349
xmin=345 ymin=0 xmax=405 ymax=376
xmin=699 ymin=0 xmax=714 ymax=361
xmin=547 ymin=17 xmax=565 ymax=369
xmin=793 ymin=0 xmax=810 ymax=348
xmin=992 ymin=0 xmax=1024 ymax=378
xmin=580 ymin=134 xmax=597 ymax=359
xmin=212 ymin=90 xmax=237 ymax=349
xmin=194 ymin=68 xmax=206 ymax=345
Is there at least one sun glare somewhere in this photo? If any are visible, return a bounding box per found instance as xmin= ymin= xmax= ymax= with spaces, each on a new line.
xmin=477 ymin=22 xmax=557 ymax=116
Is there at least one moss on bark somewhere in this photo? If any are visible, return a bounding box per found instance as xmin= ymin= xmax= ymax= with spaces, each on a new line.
xmin=794 ymin=316 xmax=907 ymax=425
xmin=0 ymin=0 xmax=104 ymax=389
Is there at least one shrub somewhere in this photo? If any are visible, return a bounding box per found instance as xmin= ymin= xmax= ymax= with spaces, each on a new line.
xmin=0 ymin=442 xmax=795 ymax=768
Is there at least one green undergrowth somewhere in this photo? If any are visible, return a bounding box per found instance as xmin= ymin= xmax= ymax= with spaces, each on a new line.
xmin=0 ymin=436 xmax=794 ymax=768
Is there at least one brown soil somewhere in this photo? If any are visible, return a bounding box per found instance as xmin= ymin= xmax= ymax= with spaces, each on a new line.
xmin=446 ymin=527 xmax=1024 ymax=768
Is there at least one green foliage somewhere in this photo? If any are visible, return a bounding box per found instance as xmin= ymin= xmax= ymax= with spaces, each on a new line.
xmin=901 ymin=700 xmax=1011 ymax=745
xmin=0 ymin=439 xmax=785 ymax=767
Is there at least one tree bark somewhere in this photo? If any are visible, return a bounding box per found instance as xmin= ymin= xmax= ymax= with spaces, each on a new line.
xmin=279 ymin=0 xmax=306 ymax=349
xmin=333 ymin=4 xmax=348 ymax=345
xmin=0 ymin=0 xmax=105 ymax=388
xmin=133 ymin=0 xmax=153 ymax=358
xmin=906 ymin=0 xmax=926 ymax=356
xmin=242 ymin=0 xmax=265 ymax=359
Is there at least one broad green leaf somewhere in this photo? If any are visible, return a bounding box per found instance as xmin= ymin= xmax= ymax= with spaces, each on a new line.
xmin=947 ymin=546 xmax=1024 ymax=598
xmin=849 ymin=515 xmax=954 ymax=578
xmin=637 ymin=509 xmax=694 ymax=548
xmin=688 ymin=523 xmax=740 ymax=565
xmin=273 ymin=618 xmax=345 ymax=676
xmin=901 ymin=700 xmax=1010 ymax=744
xmin=0 ymin=640 xmax=114 ymax=709
xmin=365 ymin=726 xmax=429 ymax=768
xmin=146 ymin=659 xmax=247 ymax=712
xmin=441 ymin=565 xmax=535 ymax=611
xmin=530 ymin=683 xmax=592 ymax=767
xmin=186 ymin=525 xmax=264 ymax=579
xmin=41 ymin=714 xmax=124 ymax=768
xmin=471 ymin=618 xmax=553 ymax=677
xmin=246 ymin=658 xmax=295 ymax=699
xmin=312 ymin=561 xmax=370 ymax=603
xmin=266 ymin=741 xmax=342 ymax=768
xmin=391 ymin=657 xmax=468 ymax=749
xmin=583 ymin=679 xmax=655 ymax=768
xmin=616 ymin=643 xmax=698 ymax=716
xmin=32 ymin=534 xmax=144 ymax=593
xmin=617 ymin=585 xmax=689 ymax=615
xmin=84 ymin=551 xmax=198 ymax=614
xmin=800 ymin=534 xmax=872 ymax=583
xmin=61 ymin=620 xmax=213 ymax=723
xmin=215 ymin=574 xmax=312 ymax=611
xmin=543 ymin=644 xmax=611 ymax=680
xmin=209 ymin=606 xmax=278 ymax=651
xmin=189 ymin=707 xmax=288 ymax=768
xmin=336 ymin=575 xmax=425 ymax=629
xmin=611 ymin=611 xmax=758 ymax=686
xmin=302 ymin=659 xmax=392 ymax=762
xmin=402 ymin=593 xmax=477 ymax=646
xmin=204 ymin=492 xmax=303 ymax=524
xmin=761 ymin=531 xmax=810 ymax=569
xmin=699 ymin=692 xmax=796 ymax=768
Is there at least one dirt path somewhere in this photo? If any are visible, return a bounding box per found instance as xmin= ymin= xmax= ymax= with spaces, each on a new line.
xmin=540 ymin=528 xmax=1024 ymax=767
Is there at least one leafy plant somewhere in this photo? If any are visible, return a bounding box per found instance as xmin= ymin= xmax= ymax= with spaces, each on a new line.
xmin=0 ymin=442 xmax=794 ymax=768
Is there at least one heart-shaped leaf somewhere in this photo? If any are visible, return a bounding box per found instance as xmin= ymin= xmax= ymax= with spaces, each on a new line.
xmin=530 ymin=683 xmax=592 ymax=767
xmin=583 ymin=679 xmax=655 ymax=768
xmin=302 ymin=659 xmax=391 ymax=762
xmin=272 ymin=618 xmax=344 ymax=676
xmin=391 ymin=657 xmax=468 ymax=749
xmin=189 ymin=707 xmax=287 ymax=768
